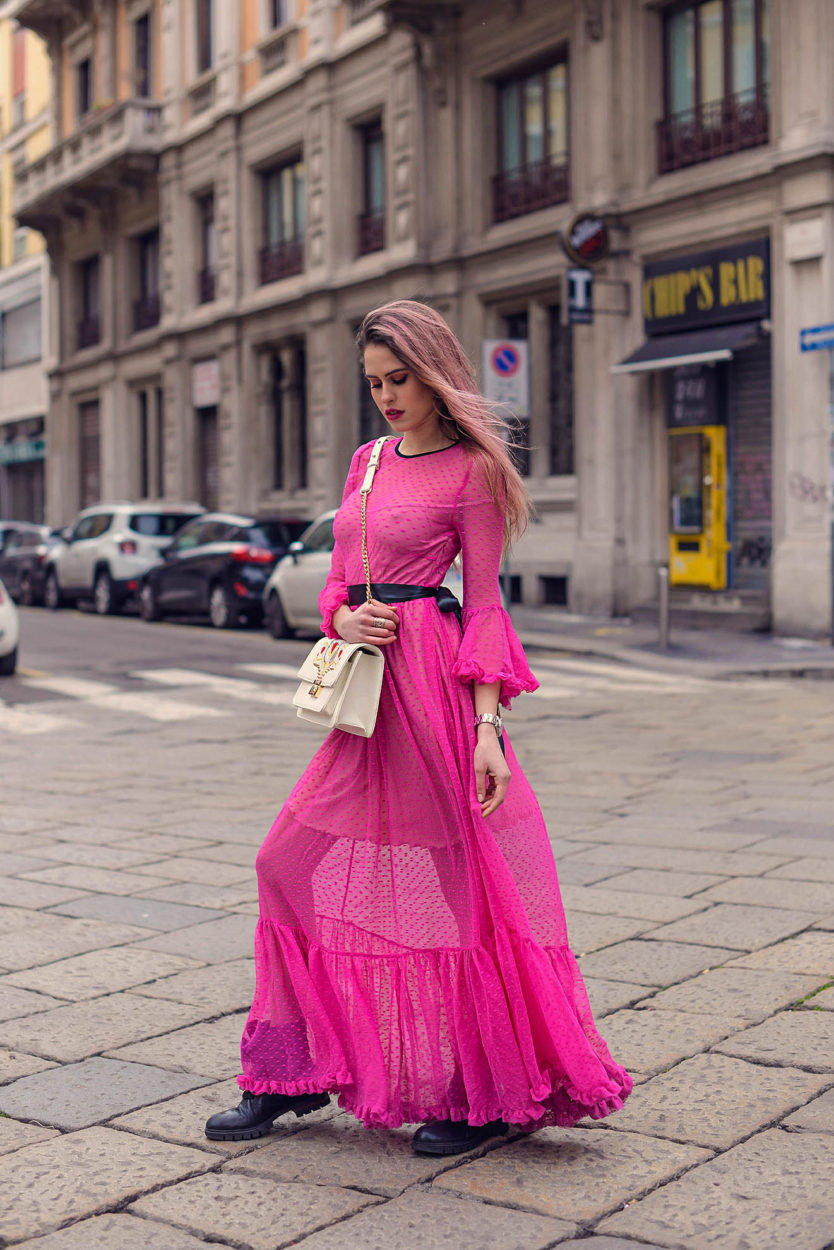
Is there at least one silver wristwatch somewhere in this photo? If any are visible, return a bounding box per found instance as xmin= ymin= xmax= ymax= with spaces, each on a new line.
xmin=474 ymin=712 xmax=503 ymax=738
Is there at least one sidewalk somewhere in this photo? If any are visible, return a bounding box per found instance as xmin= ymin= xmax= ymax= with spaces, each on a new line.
xmin=513 ymin=604 xmax=834 ymax=679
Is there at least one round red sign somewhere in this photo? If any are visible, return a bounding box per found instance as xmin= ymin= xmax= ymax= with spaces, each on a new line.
xmin=562 ymin=214 xmax=609 ymax=265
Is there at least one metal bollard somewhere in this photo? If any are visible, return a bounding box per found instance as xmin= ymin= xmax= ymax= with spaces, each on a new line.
xmin=658 ymin=565 xmax=670 ymax=651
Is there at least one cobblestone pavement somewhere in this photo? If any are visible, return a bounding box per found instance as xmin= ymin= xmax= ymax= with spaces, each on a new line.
xmin=2 ymin=640 xmax=834 ymax=1249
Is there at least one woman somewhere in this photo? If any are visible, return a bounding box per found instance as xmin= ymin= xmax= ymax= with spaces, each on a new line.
xmin=206 ymin=300 xmax=631 ymax=1155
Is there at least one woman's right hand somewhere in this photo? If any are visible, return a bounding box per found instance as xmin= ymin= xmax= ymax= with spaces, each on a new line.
xmin=332 ymin=599 xmax=399 ymax=646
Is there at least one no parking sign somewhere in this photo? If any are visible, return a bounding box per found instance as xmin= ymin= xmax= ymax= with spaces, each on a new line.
xmin=482 ymin=339 xmax=529 ymax=417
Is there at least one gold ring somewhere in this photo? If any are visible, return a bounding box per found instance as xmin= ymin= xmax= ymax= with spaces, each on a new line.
xmin=372 ymin=617 xmax=387 ymax=629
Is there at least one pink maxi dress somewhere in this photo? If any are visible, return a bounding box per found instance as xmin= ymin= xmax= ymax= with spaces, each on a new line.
xmin=239 ymin=437 xmax=633 ymax=1129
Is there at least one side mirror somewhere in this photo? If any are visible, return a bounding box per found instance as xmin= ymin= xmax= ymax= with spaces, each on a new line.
xmin=61 ymin=527 xmax=74 ymax=543
xmin=288 ymin=540 xmax=304 ymax=564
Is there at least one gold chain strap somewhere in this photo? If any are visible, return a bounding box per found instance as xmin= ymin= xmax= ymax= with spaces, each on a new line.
xmin=361 ymin=486 xmax=372 ymax=604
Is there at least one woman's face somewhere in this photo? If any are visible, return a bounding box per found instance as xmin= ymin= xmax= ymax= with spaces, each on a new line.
xmin=363 ymin=342 xmax=439 ymax=439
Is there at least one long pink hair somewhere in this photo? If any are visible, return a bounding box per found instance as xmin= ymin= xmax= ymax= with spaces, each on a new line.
xmin=356 ymin=299 xmax=530 ymax=547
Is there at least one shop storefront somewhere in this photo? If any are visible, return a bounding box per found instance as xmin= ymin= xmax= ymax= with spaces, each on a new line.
xmin=614 ymin=238 xmax=772 ymax=594
xmin=0 ymin=419 xmax=46 ymax=522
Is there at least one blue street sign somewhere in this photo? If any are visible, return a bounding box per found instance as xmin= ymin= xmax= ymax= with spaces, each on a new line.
xmin=800 ymin=324 xmax=834 ymax=352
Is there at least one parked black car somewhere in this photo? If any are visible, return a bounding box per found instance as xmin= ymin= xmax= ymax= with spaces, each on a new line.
xmin=0 ymin=524 xmax=59 ymax=606
xmin=138 ymin=512 xmax=309 ymax=628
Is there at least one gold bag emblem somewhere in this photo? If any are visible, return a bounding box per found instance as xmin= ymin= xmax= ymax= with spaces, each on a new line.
xmin=309 ymin=640 xmax=345 ymax=698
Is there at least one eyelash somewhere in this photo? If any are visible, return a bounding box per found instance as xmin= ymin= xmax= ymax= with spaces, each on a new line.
xmin=369 ymin=374 xmax=408 ymax=389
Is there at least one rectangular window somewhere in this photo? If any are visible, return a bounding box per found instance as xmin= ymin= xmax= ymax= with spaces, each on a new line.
xmin=79 ymin=400 xmax=101 ymax=509
xmin=659 ymin=0 xmax=770 ymax=173
xmin=138 ymin=390 xmax=150 ymax=498
xmin=155 ymin=386 xmax=165 ymax=496
xmin=134 ymin=229 xmax=160 ymax=331
xmin=197 ymin=193 xmax=216 ymax=303
xmin=357 ymin=120 xmax=385 ymax=255
xmin=0 ymin=299 xmax=41 ymax=369
xmin=197 ymin=405 xmax=219 ymax=510
xmin=270 ymin=0 xmax=287 ymax=27
xmin=135 ymin=12 xmax=152 ymax=97
xmin=271 ymin=344 xmax=307 ymax=491
xmin=196 ymin=0 xmax=213 ymax=74
xmin=77 ymin=57 xmax=92 ymax=121
xmin=259 ymin=157 xmax=305 ymax=283
xmin=548 ymin=305 xmax=574 ymax=476
xmin=12 ymin=29 xmax=25 ymax=127
xmin=494 ymin=58 xmax=569 ymax=223
xmin=78 ymin=256 xmax=100 ymax=349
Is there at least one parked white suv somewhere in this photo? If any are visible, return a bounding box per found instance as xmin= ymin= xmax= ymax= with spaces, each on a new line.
xmin=45 ymin=501 xmax=205 ymax=615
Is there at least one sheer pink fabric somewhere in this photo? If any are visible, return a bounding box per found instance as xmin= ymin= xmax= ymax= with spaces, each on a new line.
xmin=239 ymin=438 xmax=632 ymax=1128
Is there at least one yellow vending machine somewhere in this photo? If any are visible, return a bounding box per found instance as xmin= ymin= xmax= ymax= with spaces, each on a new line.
xmin=668 ymin=425 xmax=729 ymax=590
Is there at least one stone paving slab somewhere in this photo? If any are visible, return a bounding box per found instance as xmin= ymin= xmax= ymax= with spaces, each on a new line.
xmin=1 ymin=947 xmax=202 ymax=1001
xmin=131 ymin=913 xmax=256 ymax=962
xmin=0 ymin=1125 xmax=214 ymax=1242
xmin=287 ymin=1187 xmax=578 ymax=1250
xmin=227 ymin=1115 xmax=504 ymax=1198
xmin=765 ymin=857 xmax=834 ymax=883
xmin=726 ymin=931 xmax=834 ymax=975
xmin=107 ymin=1010 xmax=249 ymax=1078
xmin=0 ymin=904 xmax=49 ymax=934
xmin=129 ymin=1170 xmax=380 ymax=1250
xmin=0 ymin=877 xmax=87 ymax=910
xmin=713 ymin=1009 xmax=834 ymax=1071
xmin=435 ymin=1126 xmax=710 ymax=1222
xmin=45 ymin=893 xmax=228 ymax=931
xmin=555 ymin=860 xmax=623 ymax=886
xmin=20 ymin=864 xmax=181 ymax=895
xmin=0 ymin=914 xmax=152 ymax=972
xmin=135 ymin=957 xmax=254 ymax=1013
xmin=132 ymin=856 xmax=255 ymax=886
xmin=573 ymin=844 xmax=796 ymax=878
xmin=0 ymin=831 xmax=57 ymax=853
xmin=114 ymin=833 xmax=218 ymax=856
xmin=782 ymin=1087 xmax=834 ymax=1134
xmin=0 ymin=983 xmax=63 ymax=1021
xmin=0 ymin=1116 xmax=59 ymax=1156
xmin=0 ymin=852 xmax=56 ymax=875
xmin=195 ymin=842 xmax=260 ymax=867
xmin=584 ymin=977 xmax=648 ymax=1017
xmin=0 ymin=1048 xmax=57 ymax=1083
xmin=813 ymin=914 xmax=834 ymax=931
xmin=562 ymin=884 xmax=708 ymax=924
xmin=599 ymin=1127 xmax=834 ymax=1249
xmin=743 ymin=835 xmax=834 ymax=859
xmin=696 ymin=876 xmax=834 ymax=913
xmin=31 ymin=841 xmax=164 ymax=870
xmin=598 ymin=1009 xmax=748 ymax=1076
xmin=578 ymin=940 xmax=739 ymax=987
xmin=135 ymin=880 xmax=259 ymax=908
xmin=636 ymin=967 xmax=822 ymax=1022
xmin=0 ymin=1056 xmax=213 ymax=1129
xmin=647 ymin=903 xmax=818 ymax=951
xmin=578 ymin=825 xmax=761 ymax=853
xmin=13 ymin=1212 xmax=215 ymax=1249
xmin=598 ymin=1053 xmax=830 ymax=1149
xmin=557 ymin=1240 xmax=669 ymax=1250
xmin=800 ymin=985 xmax=834 ymax=1009
xmin=564 ymin=912 xmax=651 ymax=955
xmin=0 ymin=992 xmax=211 ymax=1062
xmin=111 ymin=1077 xmax=341 ymax=1155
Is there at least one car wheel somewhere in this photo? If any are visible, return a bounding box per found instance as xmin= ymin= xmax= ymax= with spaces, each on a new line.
xmin=139 ymin=581 xmax=162 ymax=622
xmin=0 ymin=646 xmax=17 ymax=677
xmin=209 ymin=582 xmax=235 ymax=629
xmin=18 ymin=574 xmax=33 ymax=608
xmin=266 ymin=591 xmax=292 ymax=639
xmin=44 ymin=571 xmax=63 ymax=610
xmin=94 ymin=568 xmax=115 ymax=615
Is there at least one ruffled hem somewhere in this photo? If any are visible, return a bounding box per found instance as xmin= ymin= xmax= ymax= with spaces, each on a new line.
xmin=452 ymin=605 xmax=539 ymax=707
xmin=239 ymin=918 xmax=632 ymax=1131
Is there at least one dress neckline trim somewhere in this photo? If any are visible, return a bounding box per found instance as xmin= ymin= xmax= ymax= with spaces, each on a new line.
xmin=395 ymin=439 xmax=461 ymax=459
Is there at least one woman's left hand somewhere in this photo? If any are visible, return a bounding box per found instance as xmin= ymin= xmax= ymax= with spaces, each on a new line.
xmin=474 ymin=730 xmax=511 ymax=817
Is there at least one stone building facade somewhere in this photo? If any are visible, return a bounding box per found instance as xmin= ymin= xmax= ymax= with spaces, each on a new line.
xmin=9 ymin=0 xmax=834 ymax=636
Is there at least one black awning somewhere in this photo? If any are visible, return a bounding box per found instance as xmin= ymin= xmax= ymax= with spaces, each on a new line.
xmin=612 ymin=321 xmax=765 ymax=374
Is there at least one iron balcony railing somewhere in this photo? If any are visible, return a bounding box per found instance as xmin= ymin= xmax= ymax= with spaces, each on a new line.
xmin=357 ymin=211 xmax=385 ymax=256
xmin=258 ymin=239 xmax=304 ymax=284
xmin=657 ymin=87 xmax=769 ymax=174
xmin=77 ymin=316 xmax=100 ymax=350
xmin=198 ymin=267 xmax=216 ymax=304
xmin=492 ymin=157 xmax=569 ymax=224
xmin=133 ymin=293 xmax=160 ymax=332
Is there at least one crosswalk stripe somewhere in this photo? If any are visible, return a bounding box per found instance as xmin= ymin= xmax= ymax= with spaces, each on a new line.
xmin=132 ymin=668 xmax=294 ymax=708
xmin=531 ymin=655 xmax=708 ymax=689
xmin=19 ymin=674 xmax=223 ymax=723
xmin=238 ymin=662 xmax=301 ymax=682
xmin=0 ymin=703 xmax=79 ymax=734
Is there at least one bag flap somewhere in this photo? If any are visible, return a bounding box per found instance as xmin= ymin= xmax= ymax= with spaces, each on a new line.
xmin=296 ymin=639 xmax=383 ymax=690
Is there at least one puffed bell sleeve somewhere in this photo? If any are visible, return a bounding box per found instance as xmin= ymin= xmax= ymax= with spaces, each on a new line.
xmin=451 ymin=459 xmax=539 ymax=707
xmin=318 ymin=445 xmax=366 ymax=639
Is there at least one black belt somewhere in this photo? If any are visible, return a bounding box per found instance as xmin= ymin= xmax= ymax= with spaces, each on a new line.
xmin=347 ymin=583 xmax=462 ymax=625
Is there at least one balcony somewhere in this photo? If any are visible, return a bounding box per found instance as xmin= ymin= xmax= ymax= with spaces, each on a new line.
xmin=259 ymin=240 xmax=304 ymax=284
xmin=357 ymin=210 xmax=385 ymax=256
xmin=77 ymin=315 xmax=100 ymax=350
xmin=198 ymin=267 xmax=216 ymax=304
xmin=13 ymin=100 xmax=163 ymax=232
xmin=347 ymin=0 xmax=461 ymax=27
xmin=492 ymin=158 xmax=569 ymax=224
xmin=4 ymin=0 xmax=88 ymax=38
xmin=133 ymin=293 xmax=160 ymax=333
xmin=657 ymin=88 xmax=769 ymax=175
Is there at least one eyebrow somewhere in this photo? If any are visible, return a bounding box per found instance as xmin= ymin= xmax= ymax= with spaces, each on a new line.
xmin=363 ymin=367 xmax=408 ymax=379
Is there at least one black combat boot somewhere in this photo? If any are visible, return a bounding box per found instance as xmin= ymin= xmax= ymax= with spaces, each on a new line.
xmin=205 ymin=1089 xmax=330 ymax=1141
xmin=411 ymin=1117 xmax=508 ymax=1156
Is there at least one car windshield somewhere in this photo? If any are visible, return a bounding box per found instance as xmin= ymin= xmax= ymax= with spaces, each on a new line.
xmin=129 ymin=512 xmax=199 ymax=537
xmin=244 ymin=522 xmax=303 ymax=549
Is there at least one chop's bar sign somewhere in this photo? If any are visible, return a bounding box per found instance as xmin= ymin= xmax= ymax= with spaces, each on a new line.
xmin=643 ymin=238 xmax=770 ymax=335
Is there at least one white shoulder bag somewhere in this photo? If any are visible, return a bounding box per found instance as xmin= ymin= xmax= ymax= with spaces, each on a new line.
xmin=293 ymin=436 xmax=390 ymax=737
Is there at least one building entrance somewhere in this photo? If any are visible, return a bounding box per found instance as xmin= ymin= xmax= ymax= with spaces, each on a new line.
xmin=668 ymin=424 xmax=729 ymax=590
